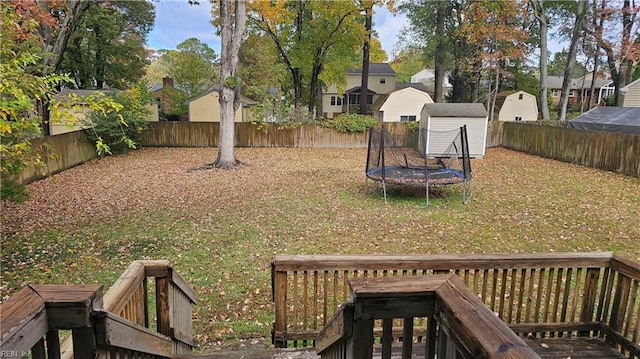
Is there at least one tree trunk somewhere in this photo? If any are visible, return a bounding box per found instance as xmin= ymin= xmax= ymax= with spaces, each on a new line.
xmin=433 ymin=0 xmax=445 ymax=103
xmin=216 ymin=0 xmax=246 ymax=169
xmin=558 ymin=0 xmax=587 ymax=121
xmin=309 ymin=55 xmax=323 ymax=114
xmin=532 ymin=0 xmax=550 ymax=120
xmin=359 ymin=5 xmax=372 ymax=115
xmin=40 ymin=0 xmax=91 ymax=75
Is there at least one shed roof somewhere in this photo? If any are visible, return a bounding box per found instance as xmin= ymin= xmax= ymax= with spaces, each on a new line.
xmin=621 ymin=77 xmax=640 ymax=92
xmin=422 ymin=103 xmax=487 ymax=118
xmin=568 ymin=107 xmax=640 ymax=135
xmin=186 ymin=86 xmax=258 ymax=106
xmin=395 ymin=83 xmax=429 ymax=92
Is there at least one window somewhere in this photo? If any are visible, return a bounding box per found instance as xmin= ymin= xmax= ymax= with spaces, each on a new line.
xmin=400 ymin=115 xmax=417 ymax=122
xmin=515 ymin=116 xmax=523 ymax=122
xmin=330 ymin=96 xmax=342 ymax=106
xmin=552 ymin=89 xmax=560 ymax=97
xmin=379 ymin=78 xmax=386 ymax=84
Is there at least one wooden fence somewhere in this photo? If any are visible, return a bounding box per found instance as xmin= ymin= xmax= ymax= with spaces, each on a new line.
xmin=16 ymin=121 xmax=639 ymax=185
xmin=494 ymin=121 xmax=640 ymax=177
xmin=141 ymin=122 xmax=413 ymax=148
xmin=271 ymin=252 xmax=640 ymax=359
xmin=18 ymin=130 xmax=96 ymax=184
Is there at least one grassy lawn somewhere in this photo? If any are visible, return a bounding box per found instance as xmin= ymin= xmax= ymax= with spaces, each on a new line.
xmin=2 ymin=147 xmax=639 ymax=351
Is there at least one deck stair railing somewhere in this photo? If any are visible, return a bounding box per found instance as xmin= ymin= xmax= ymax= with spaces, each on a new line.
xmin=316 ymin=274 xmax=541 ymax=358
xmin=1 ymin=260 xmax=197 ymax=359
xmin=271 ymin=252 xmax=640 ymax=359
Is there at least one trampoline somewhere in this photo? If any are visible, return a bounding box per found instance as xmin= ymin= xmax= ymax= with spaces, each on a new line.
xmin=365 ymin=125 xmax=473 ymax=205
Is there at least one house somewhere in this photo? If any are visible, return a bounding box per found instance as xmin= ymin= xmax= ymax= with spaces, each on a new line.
xmin=410 ymin=69 xmax=453 ymax=94
xmin=187 ymin=87 xmax=257 ymax=123
xmin=419 ymin=103 xmax=488 ymax=158
xmin=621 ymin=78 xmax=640 ymax=107
xmin=323 ymin=63 xmax=396 ymax=118
xmin=495 ymin=90 xmax=538 ymax=122
xmin=373 ymin=84 xmax=433 ymax=122
xmin=323 ymin=63 xmax=433 ymax=120
xmin=150 ymin=77 xmax=191 ymax=120
xmin=547 ymin=74 xmax=615 ymax=108
xmin=568 ymin=106 xmax=640 ymax=135
xmin=50 ymin=89 xmax=159 ymax=135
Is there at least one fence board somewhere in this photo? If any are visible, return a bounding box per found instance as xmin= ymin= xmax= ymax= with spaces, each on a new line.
xmin=18 ymin=121 xmax=638 ymax=187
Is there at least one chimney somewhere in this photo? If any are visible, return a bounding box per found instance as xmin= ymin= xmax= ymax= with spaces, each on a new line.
xmin=163 ymin=77 xmax=174 ymax=89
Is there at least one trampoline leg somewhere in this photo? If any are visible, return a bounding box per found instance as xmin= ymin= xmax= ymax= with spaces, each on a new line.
xmin=425 ymin=185 xmax=429 ymax=207
xmin=382 ymin=181 xmax=387 ymax=203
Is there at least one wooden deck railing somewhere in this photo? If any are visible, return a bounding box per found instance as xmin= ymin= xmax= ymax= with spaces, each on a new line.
xmin=1 ymin=260 xmax=197 ymax=358
xmin=316 ymin=274 xmax=541 ymax=358
xmin=271 ymin=252 xmax=640 ymax=359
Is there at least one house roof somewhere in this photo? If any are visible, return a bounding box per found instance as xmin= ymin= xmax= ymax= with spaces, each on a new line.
xmin=344 ymin=86 xmax=378 ymax=95
xmin=568 ymin=106 xmax=640 ymax=135
xmin=54 ymin=89 xmax=115 ymax=102
xmin=347 ymin=63 xmax=396 ymax=76
xmin=621 ymin=77 xmax=640 ymax=92
xmin=150 ymin=83 xmax=163 ymax=93
xmin=422 ymin=103 xmax=487 ymax=118
xmin=185 ymin=86 xmax=258 ymax=106
xmin=547 ymin=76 xmax=614 ymax=90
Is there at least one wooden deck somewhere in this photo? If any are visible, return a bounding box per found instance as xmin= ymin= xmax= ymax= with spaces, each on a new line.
xmin=526 ymin=337 xmax=625 ymax=359
xmin=3 ymin=253 xmax=638 ymax=359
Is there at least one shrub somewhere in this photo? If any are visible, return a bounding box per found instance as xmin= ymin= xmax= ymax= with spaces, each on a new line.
xmin=330 ymin=113 xmax=378 ymax=133
xmin=405 ymin=121 xmax=420 ymax=132
xmin=83 ymin=83 xmax=154 ymax=156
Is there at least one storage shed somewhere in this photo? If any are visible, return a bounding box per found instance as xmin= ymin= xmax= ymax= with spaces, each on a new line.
xmin=621 ymin=78 xmax=640 ymax=107
xmin=497 ymin=90 xmax=538 ymax=122
xmin=420 ymin=103 xmax=488 ymax=158
xmin=568 ymin=106 xmax=640 ymax=135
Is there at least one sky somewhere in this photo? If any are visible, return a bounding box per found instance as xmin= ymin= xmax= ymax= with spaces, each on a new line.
xmin=147 ymin=0 xmax=408 ymax=59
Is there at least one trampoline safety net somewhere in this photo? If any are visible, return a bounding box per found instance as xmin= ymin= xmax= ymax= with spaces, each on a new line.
xmin=365 ymin=125 xmax=473 ymax=204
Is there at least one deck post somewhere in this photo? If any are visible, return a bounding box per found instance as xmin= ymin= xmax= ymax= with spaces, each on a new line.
xmin=272 ymin=265 xmax=288 ymax=347
xmin=348 ymin=318 xmax=373 ymax=359
xmin=156 ymin=276 xmax=172 ymax=336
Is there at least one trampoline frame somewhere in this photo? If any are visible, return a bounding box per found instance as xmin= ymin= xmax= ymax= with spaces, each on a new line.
xmin=365 ymin=125 xmax=473 ymax=206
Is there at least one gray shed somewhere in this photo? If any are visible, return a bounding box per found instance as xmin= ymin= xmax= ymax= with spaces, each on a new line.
xmin=569 ymin=107 xmax=640 ymax=135
xmin=420 ymin=103 xmax=488 ymax=158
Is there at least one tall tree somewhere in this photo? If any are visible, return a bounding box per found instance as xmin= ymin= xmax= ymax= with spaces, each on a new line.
xmin=593 ymin=0 xmax=640 ymax=106
xmin=14 ymin=0 xmax=91 ymax=135
xmin=215 ymin=0 xmax=246 ymax=169
xmin=160 ymin=38 xmax=219 ymax=116
xmin=390 ymin=48 xmax=424 ymax=83
xmin=248 ymin=0 xmax=363 ymax=115
xmin=458 ymin=1 xmax=530 ymax=117
xmin=359 ymin=0 xmax=373 ymax=115
xmin=60 ymin=0 xmax=154 ymax=89
xmin=239 ymin=33 xmax=286 ymax=102
xmin=531 ymin=0 xmax=551 ymax=120
xmin=558 ymin=0 xmax=588 ymax=121
xmin=36 ymin=0 xmax=92 ymax=75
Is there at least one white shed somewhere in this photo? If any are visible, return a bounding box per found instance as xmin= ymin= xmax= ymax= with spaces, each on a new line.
xmin=375 ymin=86 xmax=434 ymax=122
xmin=497 ymin=91 xmax=538 ymax=122
xmin=419 ymin=103 xmax=488 ymax=158
xmin=621 ymin=78 xmax=640 ymax=107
